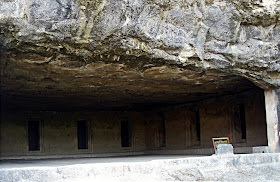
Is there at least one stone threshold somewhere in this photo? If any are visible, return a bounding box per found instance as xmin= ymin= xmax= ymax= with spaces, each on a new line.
xmin=0 ymin=146 xmax=266 ymax=160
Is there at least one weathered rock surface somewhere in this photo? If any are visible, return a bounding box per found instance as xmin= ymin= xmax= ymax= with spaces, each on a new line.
xmin=0 ymin=0 xmax=279 ymax=109
xmin=216 ymin=144 xmax=234 ymax=155
xmin=1 ymin=154 xmax=280 ymax=182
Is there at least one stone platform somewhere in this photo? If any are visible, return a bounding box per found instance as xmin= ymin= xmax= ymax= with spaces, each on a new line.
xmin=1 ymin=153 xmax=280 ymax=182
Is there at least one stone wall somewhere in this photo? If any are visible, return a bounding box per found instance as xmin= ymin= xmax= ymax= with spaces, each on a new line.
xmin=277 ymin=90 xmax=280 ymax=127
xmin=0 ymin=89 xmax=268 ymax=159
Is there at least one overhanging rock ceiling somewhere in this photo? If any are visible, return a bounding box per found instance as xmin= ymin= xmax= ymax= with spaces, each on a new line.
xmin=0 ymin=0 xmax=279 ymax=110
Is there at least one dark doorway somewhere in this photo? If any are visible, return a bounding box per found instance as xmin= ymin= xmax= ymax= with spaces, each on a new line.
xmin=158 ymin=113 xmax=166 ymax=147
xmin=234 ymin=103 xmax=247 ymax=142
xmin=77 ymin=120 xmax=88 ymax=149
xmin=238 ymin=104 xmax=247 ymax=140
xmin=195 ymin=110 xmax=201 ymax=142
xmin=121 ymin=120 xmax=132 ymax=147
xmin=190 ymin=110 xmax=201 ymax=145
xmin=28 ymin=121 xmax=40 ymax=151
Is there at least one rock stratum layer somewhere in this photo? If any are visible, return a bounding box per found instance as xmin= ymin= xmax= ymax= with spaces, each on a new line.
xmin=0 ymin=0 xmax=279 ymax=109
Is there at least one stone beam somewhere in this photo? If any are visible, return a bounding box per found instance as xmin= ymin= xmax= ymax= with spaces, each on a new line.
xmin=265 ymin=89 xmax=280 ymax=153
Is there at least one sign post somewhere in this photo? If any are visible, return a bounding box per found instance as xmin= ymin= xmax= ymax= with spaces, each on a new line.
xmin=212 ymin=137 xmax=230 ymax=153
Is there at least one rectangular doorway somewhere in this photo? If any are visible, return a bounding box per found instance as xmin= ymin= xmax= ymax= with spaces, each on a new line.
xmin=121 ymin=120 xmax=132 ymax=147
xmin=158 ymin=114 xmax=166 ymax=148
xmin=77 ymin=120 xmax=88 ymax=150
xmin=28 ymin=121 xmax=40 ymax=151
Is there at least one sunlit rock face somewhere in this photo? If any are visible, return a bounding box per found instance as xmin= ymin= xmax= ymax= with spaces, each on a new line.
xmin=0 ymin=0 xmax=279 ymax=110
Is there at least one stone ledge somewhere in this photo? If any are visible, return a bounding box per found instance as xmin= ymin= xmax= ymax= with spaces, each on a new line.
xmin=1 ymin=153 xmax=280 ymax=182
xmin=0 ymin=147 xmax=256 ymax=160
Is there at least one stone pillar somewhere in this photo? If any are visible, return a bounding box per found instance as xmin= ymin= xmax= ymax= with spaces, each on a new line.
xmin=264 ymin=89 xmax=280 ymax=153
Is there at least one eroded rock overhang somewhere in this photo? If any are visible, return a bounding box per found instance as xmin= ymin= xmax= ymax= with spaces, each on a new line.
xmin=0 ymin=0 xmax=279 ymax=110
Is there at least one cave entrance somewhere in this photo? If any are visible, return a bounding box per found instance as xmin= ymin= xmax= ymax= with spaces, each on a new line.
xmin=0 ymin=80 xmax=271 ymax=159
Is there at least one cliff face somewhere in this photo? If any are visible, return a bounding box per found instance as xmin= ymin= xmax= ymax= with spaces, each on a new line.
xmin=0 ymin=0 xmax=279 ymax=109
